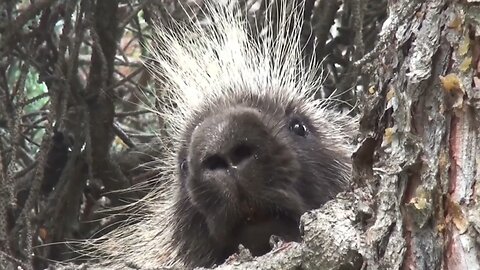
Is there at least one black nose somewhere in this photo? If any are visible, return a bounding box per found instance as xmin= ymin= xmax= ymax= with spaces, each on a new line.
xmin=190 ymin=107 xmax=267 ymax=176
xmin=202 ymin=143 xmax=255 ymax=172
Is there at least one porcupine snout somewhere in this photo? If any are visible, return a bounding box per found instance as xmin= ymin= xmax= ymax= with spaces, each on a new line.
xmin=188 ymin=106 xmax=272 ymax=204
xmin=197 ymin=111 xmax=260 ymax=185
xmin=184 ymin=105 xmax=303 ymax=256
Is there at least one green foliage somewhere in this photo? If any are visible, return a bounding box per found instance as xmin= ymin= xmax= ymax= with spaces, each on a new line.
xmin=26 ymin=70 xmax=48 ymax=108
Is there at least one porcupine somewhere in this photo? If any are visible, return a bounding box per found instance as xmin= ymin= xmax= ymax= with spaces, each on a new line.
xmin=86 ymin=0 xmax=355 ymax=268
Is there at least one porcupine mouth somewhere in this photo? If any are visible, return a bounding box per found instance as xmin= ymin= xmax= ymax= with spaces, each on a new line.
xmin=230 ymin=204 xmax=301 ymax=256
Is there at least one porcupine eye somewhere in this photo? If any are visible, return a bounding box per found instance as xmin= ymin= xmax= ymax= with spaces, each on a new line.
xmin=289 ymin=118 xmax=308 ymax=137
xmin=180 ymin=159 xmax=189 ymax=175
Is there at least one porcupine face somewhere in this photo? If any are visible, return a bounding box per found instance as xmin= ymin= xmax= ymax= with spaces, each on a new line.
xmin=172 ymin=92 xmax=349 ymax=267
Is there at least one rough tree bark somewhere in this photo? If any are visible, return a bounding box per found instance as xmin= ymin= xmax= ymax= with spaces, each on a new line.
xmin=352 ymin=0 xmax=480 ymax=269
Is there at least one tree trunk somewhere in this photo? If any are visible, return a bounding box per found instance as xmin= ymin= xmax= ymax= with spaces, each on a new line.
xmin=352 ymin=0 xmax=480 ymax=269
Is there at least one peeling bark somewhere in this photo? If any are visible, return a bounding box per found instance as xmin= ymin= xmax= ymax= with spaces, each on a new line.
xmin=353 ymin=0 xmax=480 ymax=269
